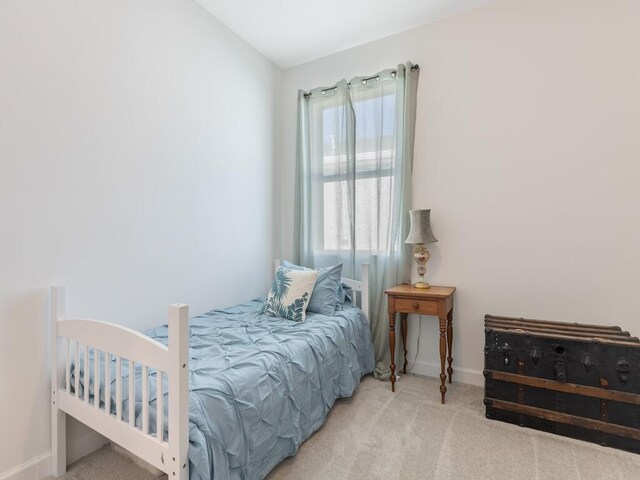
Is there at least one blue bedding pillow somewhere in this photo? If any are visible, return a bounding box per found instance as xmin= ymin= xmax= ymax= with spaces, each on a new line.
xmin=337 ymin=283 xmax=354 ymax=306
xmin=282 ymin=261 xmax=342 ymax=316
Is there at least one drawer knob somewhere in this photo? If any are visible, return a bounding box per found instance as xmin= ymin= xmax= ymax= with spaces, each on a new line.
xmin=413 ymin=303 xmax=420 ymax=309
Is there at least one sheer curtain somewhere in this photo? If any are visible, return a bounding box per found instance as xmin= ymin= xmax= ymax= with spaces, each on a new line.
xmin=295 ymin=63 xmax=420 ymax=376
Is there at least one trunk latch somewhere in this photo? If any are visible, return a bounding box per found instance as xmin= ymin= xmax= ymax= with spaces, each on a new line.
xmin=499 ymin=343 xmax=511 ymax=366
xmin=529 ymin=346 xmax=541 ymax=366
xmin=617 ymin=359 xmax=630 ymax=384
xmin=581 ymin=353 xmax=593 ymax=374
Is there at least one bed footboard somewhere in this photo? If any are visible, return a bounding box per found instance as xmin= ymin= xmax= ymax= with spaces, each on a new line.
xmin=50 ymin=287 xmax=189 ymax=479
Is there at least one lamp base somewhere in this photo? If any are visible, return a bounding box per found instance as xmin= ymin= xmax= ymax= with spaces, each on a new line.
xmin=412 ymin=244 xmax=432 ymax=289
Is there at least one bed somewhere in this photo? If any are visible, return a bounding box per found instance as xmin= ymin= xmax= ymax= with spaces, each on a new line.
xmin=50 ymin=261 xmax=374 ymax=480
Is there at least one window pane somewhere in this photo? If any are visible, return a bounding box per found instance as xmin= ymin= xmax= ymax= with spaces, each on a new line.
xmin=323 ymin=180 xmax=352 ymax=250
xmin=322 ymin=106 xmax=348 ymax=178
xmin=355 ymin=175 xmax=392 ymax=252
xmin=354 ymin=93 xmax=396 ymax=173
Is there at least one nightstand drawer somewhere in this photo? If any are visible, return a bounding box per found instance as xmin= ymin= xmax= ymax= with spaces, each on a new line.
xmin=395 ymin=297 xmax=439 ymax=315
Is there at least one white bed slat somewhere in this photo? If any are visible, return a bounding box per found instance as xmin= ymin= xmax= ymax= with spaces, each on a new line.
xmin=116 ymin=356 xmax=122 ymax=421
xmin=94 ymin=349 xmax=100 ymax=409
xmin=128 ymin=360 xmax=135 ymax=426
xmin=83 ymin=345 xmax=89 ymax=403
xmin=105 ymin=353 xmax=111 ymax=416
xmin=65 ymin=338 xmax=70 ymax=392
xmin=142 ymin=365 xmax=149 ymax=434
xmin=74 ymin=342 xmax=80 ymax=398
xmin=157 ymin=371 xmax=163 ymax=442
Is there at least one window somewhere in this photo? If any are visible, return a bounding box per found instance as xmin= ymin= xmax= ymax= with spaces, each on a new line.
xmin=321 ymin=90 xmax=397 ymax=253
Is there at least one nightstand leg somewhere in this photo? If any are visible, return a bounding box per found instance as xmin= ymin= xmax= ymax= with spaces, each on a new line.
xmin=447 ymin=308 xmax=453 ymax=384
xmin=400 ymin=313 xmax=408 ymax=374
xmin=389 ymin=313 xmax=396 ymax=392
xmin=439 ymin=315 xmax=447 ymax=404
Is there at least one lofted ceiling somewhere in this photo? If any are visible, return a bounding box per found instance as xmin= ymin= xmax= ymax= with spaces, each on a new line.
xmin=195 ymin=0 xmax=493 ymax=69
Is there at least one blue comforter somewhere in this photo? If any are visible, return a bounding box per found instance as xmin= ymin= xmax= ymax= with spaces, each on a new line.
xmin=144 ymin=298 xmax=374 ymax=480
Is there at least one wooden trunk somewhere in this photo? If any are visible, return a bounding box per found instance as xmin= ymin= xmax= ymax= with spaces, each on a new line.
xmin=484 ymin=314 xmax=640 ymax=454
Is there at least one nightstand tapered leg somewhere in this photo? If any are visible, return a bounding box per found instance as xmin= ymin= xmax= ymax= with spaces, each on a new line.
xmin=400 ymin=313 xmax=408 ymax=374
xmin=447 ymin=308 xmax=453 ymax=384
xmin=389 ymin=313 xmax=396 ymax=392
xmin=439 ymin=315 xmax=447 ymax=404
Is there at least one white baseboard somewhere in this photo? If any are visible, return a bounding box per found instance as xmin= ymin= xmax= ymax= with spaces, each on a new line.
xmin=407 ymin=360 xmax=484 ymax=386
xmin=0 ymin=453 xmax=50 ymax=480
xmin=0 ymin=431 xmax=107 ymax=480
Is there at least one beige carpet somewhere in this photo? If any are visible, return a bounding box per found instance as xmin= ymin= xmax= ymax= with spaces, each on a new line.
xmin=53 ymin=374 xmax=640 ymax=480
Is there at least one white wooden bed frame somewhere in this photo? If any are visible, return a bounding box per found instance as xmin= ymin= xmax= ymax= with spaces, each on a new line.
xmin=50 ymin=261 xmax=369 ymax=478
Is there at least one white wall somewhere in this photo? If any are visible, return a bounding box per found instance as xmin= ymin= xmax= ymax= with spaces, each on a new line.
xmin=277 ymin=0 xmax=640 ymax=385
xmin=0 ymin=0 xmax=280 ymax=476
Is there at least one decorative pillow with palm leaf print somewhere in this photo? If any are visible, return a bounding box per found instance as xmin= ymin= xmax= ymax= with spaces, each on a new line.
xmin=262 ymin=267 xmax=319 ymax=322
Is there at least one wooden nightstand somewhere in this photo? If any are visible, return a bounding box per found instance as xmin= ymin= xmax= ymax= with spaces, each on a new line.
xmin=385 ymin=285 xmax=456 ymax=404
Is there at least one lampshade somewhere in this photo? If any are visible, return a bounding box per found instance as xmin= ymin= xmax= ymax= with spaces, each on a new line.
xmin=405 ymin=209 xmax=438 ymax=244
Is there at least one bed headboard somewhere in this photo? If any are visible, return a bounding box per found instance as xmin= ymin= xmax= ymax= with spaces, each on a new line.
xmin=273 ymin=260 xmax=370 ymax=320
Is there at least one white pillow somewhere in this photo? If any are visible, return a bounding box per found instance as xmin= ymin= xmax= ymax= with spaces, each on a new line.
xmin=262 ymin=267 xmax=319 ymax=322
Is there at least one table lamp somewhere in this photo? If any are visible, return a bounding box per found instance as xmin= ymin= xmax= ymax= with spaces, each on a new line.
xmin=405 ymin=209 xmax=438 ymax=288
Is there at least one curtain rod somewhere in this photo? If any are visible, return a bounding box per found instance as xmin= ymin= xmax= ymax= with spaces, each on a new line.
xmin=303 ymin=64 xmax=419 ymax=98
